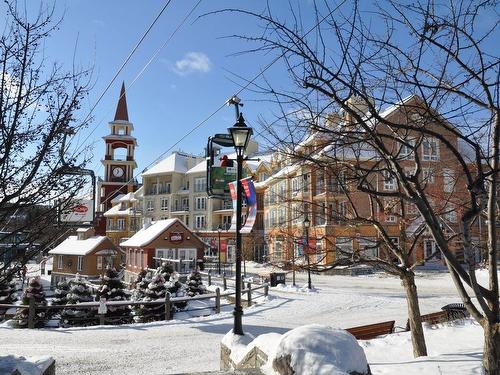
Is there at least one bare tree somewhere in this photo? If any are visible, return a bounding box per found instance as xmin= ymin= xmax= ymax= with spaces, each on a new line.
xmin=220 ymin=0 xmax=499 ymax=370
xmin=0 ymin=0 xmax=92 ymax=283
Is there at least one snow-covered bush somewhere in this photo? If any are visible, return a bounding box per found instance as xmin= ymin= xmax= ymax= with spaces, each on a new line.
xmin=0 ymin=273 xmax=17 ymax=320
xmin=12 ymin=277 xmax=47 ymax=328
xmin=186 ymin=271 xmax=206 ymax=297
xmin=60 ymin=275 xmax=96 ymax=327
xmin=52 ymin=280 xmax=70 ymax=305
xmin=271 ymin=325 xmax=371 ymax=375
xmin=134 ymin=274 xmax=167 ymax=323
xmin=95 ymin=266 xmax=132 ymax=324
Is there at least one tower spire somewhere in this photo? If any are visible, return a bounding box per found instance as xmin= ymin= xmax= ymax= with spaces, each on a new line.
xmin=114 ymin=82 xmax=129 ymax=121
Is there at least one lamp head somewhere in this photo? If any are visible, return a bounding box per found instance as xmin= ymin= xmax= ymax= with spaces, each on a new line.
xmin=228 ymin=113 xmax=253 ymax=157
xmin=303 ymin=215 xmax=310 ymax=229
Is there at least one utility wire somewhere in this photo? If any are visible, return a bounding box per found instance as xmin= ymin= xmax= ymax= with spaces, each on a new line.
xmin=71 ymin=0 xmax=175 ymax=152
xmin=61 ymin=0 xmax=345 ymax=230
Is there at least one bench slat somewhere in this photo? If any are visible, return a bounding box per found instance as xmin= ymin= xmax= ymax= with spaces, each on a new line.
xmin=345 ymin=320 xmax=395 ymax=340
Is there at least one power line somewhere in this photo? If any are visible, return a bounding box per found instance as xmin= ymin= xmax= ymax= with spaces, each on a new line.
xmin=64 ymin=0 xmax=346 ymax=229
xmin=71 ymin=0 xmax=175 ymax=152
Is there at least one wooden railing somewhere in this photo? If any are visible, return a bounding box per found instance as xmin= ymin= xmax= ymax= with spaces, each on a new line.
xmin=0 ymin=281 xmax=269 ymax=329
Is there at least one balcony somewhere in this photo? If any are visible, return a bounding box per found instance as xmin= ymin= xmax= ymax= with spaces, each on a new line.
xmin=172 ymin=205 xmax=189 ymax=213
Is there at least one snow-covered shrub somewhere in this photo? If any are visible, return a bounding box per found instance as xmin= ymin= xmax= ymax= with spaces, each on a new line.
xmin=60 ymin=275 xmax=96 ymax=327
xmin=95 ymin=266 xmax=132 ymax=324
xmin=186 ymin=271 xmax=206 ymax=297
xmin=52 ymin=280 xmax=70 ymax=305
xmin=0 ymin=273 xmax=17 ymax=320
xmin=134 ymin=274 xmax=168 ymax=322
xmin=12 ymin=277 xmax=47 ymax=328
xmin=271 ymin=325 xmax=371 ymax=375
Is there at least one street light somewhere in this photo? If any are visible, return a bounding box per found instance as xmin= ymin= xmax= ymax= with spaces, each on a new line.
xmin=303 ymin=214 xmax=312 ymax=290
xmin=228 ymin=112 xmax=253 ymax=336
xmin=218 ymin=224 xmax=222 ymax=275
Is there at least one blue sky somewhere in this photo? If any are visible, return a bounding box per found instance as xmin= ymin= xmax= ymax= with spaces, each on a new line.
xmin=6 ymin=0 xmax=319 ymax=182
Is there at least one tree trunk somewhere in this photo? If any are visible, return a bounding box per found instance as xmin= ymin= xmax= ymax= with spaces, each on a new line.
xmin=483 ymin=321 xmax=500 ymax=374
xmin=402 ymin=272 xmax=428 ymax=357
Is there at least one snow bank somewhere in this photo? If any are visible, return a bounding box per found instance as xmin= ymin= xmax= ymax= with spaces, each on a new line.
xmin=0 ymin=355 xmax=54 ymax=375
xmin=271 ymin=324 xmax=369 ymax=375
xmin=273 ymin=283 xmax=318 ymax=294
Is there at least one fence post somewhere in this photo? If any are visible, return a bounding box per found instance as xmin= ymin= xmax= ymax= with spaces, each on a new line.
xmin=215 ymin=287 xmax=221 ymax=314
xmin=164 ymin=293 xmax=172 ymax=321
xmin=247 ymin=282 xmax=252 ymax=306
xmin=28 ymin=296 xmax=35 ymax=329
xmin=264 ymin=283 xmax=269 ymax=297
xmin=208 ymin=269 xmax=212 ymax=286
xmin=223 ymin=273 xmax=227 ymax=291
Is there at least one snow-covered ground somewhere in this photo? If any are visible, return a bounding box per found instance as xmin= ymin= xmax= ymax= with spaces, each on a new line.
xmin=0 ymin=265 xmax=487 ymax=374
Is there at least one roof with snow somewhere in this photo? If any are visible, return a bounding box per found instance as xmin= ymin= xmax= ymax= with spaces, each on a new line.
xmin=120 ymin=218 xmax=202 ymax=248
xmin=142 ymin=153 xmax=198 ymax=177
xmin=48 ymin=236 xmax=111 ymax=256
xmin=186 ymin=160 xmax=207 ymax=174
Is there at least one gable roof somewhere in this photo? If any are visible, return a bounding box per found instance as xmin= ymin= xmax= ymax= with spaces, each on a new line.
xmin=120 ymin=218 xmax=203 ymax=248
xmin=48 ymin=236 xmax=112 ymax=256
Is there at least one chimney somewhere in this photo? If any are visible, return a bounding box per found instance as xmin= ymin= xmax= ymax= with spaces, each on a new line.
xmin=143 ymin=217 xmax=152 ymax=230
xmin=344 ymin=96 xmax=374 ymax=124
xmin=77 ymin=227 xmax=95 ymax=240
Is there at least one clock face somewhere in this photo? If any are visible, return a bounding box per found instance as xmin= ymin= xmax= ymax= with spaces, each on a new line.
xmin=112 ymin=167 xmax=124 ymax=177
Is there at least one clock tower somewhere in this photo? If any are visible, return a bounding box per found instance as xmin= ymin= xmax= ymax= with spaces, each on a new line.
xmin=99 ymin=82 xmax=138 ymax=212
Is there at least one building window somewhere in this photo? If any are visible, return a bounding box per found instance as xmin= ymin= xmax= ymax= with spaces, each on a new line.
xmin=336 ymin=237 xmax=353 ymax=259
xmin=443 ymin=168 xmax=454 ymax=193
xmin=161 ymin=198 xmax=169 ymax=211
xmin=259 ymin=172 xmax=268 ymax=182
xmin=400 ymin=139 xmax=415 ymax=160
xmin=147 ymin=200 xmax=154 ymax=212
xmin=194 ymin=178 xmax=206 ymax=192
xmin=97 ymin=256 xmax=103 ymax=270
xmin=195 ymin=215 xmax=206 ymax=229
xmin=383 ymin=170 xmax=396 ymax=191
xmin=139 ymin=251 xmax=144 ymax=268
xmin=358 ymin=237 xmax=378 ymax=258
xmin=292 ymin=176 xmax=302 ymax=194
xmin=77 ymin=256 xmax=83 ymax=271
xmin=423 ymin=168 xmax=435 ymax=184
xmin=445 ymin=207 xmax=457 ymax=222
xmin=274 ymin=241 xmax=283 ymax=260
xmin=423 ymin=137 xmax=439 ymax=161
xmin=384 ymin=198 xmax=398 ymax=223
xmin=58 ymin=255 xmax=63 ymax=269
xmin=195 ymin=197 xmax=206 ymax=210
xmin=117 ymin=218 xmax=125 ymax=230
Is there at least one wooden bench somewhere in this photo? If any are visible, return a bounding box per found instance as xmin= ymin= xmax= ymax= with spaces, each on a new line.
xmin=405 ymin=311 xmax=448 ymax=331
xmin=345 ymin=320 xmax=395 ymax=340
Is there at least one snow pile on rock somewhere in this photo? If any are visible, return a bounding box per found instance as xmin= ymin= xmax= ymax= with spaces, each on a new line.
xmin=222 ymin=324 xmax=370 ymax=375
xmin=0 ymin=355 xmax=54 ymax=375
xmin=271 ymin=324 xmax=370 ymax=375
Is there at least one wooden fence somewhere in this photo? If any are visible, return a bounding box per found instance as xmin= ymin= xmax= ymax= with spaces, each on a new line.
xmin=0 ymin=281 xmax=269 ymax=329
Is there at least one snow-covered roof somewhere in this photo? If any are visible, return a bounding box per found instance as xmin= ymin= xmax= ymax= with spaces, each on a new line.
xmin=103 ymin=204 xmax=135 ymax=217
xmin=111 ymin=194 xmax=125 ymax=204
xmin=378 ymin=95 xmax=416 ymax=119
xmin=186 ymin=160 xmax=207 ymax=174
xmin=142 ymin=153 xmax=198 ymax=177
xmin=120 ymin=219 xmax=178 ymax=247
xmin=119 ymin=192 xmax=137 ymax=202
xmin=48 ymin=236 xmax=110 ymax=256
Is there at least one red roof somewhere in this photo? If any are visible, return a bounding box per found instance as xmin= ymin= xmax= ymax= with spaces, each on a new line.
xmin=114 ymin=82 xmax=129 ymax=121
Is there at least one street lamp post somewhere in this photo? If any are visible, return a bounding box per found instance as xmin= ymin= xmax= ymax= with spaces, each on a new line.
xmin=218 ymin=225 xmax=222 ymax=275
xmin=303 ymin=214 xmax=312 ymax=290
xmin=228 ymin=112 xmax=253 ymax=336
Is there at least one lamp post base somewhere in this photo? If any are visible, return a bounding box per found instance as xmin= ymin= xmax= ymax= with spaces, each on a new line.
xmin=233 ymin=306 xmax=244 ymax=335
